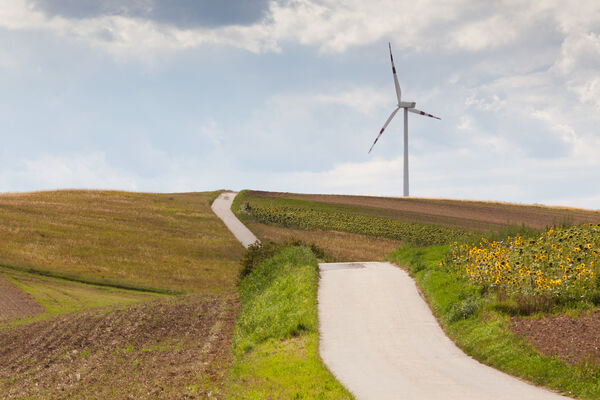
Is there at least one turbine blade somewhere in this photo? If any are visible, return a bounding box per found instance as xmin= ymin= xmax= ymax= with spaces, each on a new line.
xmin=408 ymin=108 xmax=441 ymax=120
xmin=369 ymin=107 xmax=400 ymax=153
xmin=389 ymin=42 xmax=402 ymax=104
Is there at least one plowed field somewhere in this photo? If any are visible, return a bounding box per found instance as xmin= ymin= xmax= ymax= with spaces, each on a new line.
xmin=0 ymin=276 xmax=45 ymax=320
xmin=511 ymin=311 xmax=600 ymax=365
xmin=0 ymin=295 xmax=237 ymax=399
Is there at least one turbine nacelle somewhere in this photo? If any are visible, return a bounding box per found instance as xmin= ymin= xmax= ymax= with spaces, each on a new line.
xmin=398 ymin=101 xmax=416 ymax=108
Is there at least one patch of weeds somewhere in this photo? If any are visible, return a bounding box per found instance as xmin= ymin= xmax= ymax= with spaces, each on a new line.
xmin=447 ymin=296 xmax=482 ymax=323
xmin=239 ymin=242 xmax=279 ymax=281
xmin=239 ymin=239 xmax=327 ymax=282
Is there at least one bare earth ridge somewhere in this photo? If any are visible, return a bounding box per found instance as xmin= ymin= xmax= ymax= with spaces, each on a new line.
xmin=0 ymin=276 xmax=45 ymax=320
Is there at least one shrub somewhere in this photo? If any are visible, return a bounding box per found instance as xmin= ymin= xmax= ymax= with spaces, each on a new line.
xmin=239 ymin=239 xmax=326 ymax=281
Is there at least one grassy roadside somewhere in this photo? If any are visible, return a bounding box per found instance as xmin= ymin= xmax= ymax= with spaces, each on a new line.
xmin=227 ymin=245 xmax=353 ymax=399
xmin=388 ymin=245 xmax=600 ymax=399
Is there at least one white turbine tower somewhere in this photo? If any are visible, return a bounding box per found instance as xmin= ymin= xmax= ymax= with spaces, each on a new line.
xmin=369 ymin=43 xmax=440 ymax=197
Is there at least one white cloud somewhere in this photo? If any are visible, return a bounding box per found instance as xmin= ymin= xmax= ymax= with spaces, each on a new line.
xmin=314 ymin=87 xmax=389 ymax=115
xmin=2 ymin=0 xmax=600 ymax=59
xmin=450 ymin=15 xmax=518 ymax=51
xmin=457 ymin=115 xmax=473 ymax=131
xmin=0 ymin=151 xmax=240 ymax=194
xmin=0 ymin=153 xmax=138 ymax=191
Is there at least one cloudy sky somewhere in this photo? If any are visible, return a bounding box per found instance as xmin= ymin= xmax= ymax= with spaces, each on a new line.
xmin=1 ymin=0 xmax=599 ymax=209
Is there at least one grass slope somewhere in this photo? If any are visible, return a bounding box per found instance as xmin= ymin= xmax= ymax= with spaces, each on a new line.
xmin=228 ymin=245 xmax=353 ymax=399
xmin=0 ymin=190 xmax=243 ymax=293
xmin=388 ymin=246 xmax=600 ymax=399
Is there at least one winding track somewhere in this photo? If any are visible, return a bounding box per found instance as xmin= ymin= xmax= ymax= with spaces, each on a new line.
xmin=212 ymin=192 xmax=570 ymax=400
xmin=318 ymin=262 xmax=569 ymax=400
xmin=211 ymin=192 xmax=259 ymax=248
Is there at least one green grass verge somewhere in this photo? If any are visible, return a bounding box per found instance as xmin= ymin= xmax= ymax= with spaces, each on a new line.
xmin=227 ymin=245 xmax=353 ymax=399
xmin=388 ymin=245 xmax=600 ymax=399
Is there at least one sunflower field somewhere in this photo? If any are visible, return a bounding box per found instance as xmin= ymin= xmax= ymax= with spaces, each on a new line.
xmin=241 ymin=203 xmax=478 ymax=246
xmin=445 ymin=224 xmax=600 ymax=300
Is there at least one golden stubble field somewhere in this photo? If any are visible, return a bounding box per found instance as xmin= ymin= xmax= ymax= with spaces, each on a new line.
xmin=0 ymin=190 xmax=244 ymax=293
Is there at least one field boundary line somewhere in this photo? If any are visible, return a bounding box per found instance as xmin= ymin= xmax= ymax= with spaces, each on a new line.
xmin=0 ymin=264 xmax=182 ymax=295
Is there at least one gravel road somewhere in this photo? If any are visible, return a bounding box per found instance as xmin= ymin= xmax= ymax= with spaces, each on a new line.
xmin=318 ymin=262 xmax=570 ymax=400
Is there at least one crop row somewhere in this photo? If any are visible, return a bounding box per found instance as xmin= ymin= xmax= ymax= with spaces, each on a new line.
xmin=243 ymin=203 xmax=477 ymax=246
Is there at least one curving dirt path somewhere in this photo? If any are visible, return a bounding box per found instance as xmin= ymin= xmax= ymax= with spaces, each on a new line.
xmin=211 ymin=192 xmax=259 ymax=248
xmin=0 ymin=276 xmax=45 ymax=320
xmin=319 ymin=262 xmax=570 ymax=400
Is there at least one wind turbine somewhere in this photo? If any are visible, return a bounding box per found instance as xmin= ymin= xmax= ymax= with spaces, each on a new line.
xmin=369 ymin=43 xmax=440 ymax=197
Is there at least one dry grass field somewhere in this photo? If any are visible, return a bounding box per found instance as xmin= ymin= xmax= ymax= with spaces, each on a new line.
xmin=247 ymin=222 xmax=400 ymax=261
xmin=248 ymin=190 xmax=600 ymax=231
xmin=0 ymin=190 xmax=244 ymax=293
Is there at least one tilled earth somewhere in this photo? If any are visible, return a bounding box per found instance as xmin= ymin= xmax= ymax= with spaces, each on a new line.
xmin=0 ymin=294 xmax=238 ymax=399
xmin=0 ymin=276 xmax=45 ymax=320
xmin=511 ymin=310 xmax=600 ymax=365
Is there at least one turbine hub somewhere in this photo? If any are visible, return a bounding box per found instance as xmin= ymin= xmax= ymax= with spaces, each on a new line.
xmin=398 ymin=101 xmax=416 ymax=108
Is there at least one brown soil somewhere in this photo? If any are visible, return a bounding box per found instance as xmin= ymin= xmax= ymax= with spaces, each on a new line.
xmin=248 ymin=191 xmax=600 ymax=231
xmin=0 ymin=276 xmax=45 ymax=320
xmin=510 ymin=310 xmax=600 ymax=365
xmin=0 ymin=294 xmax=238 ymax=399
